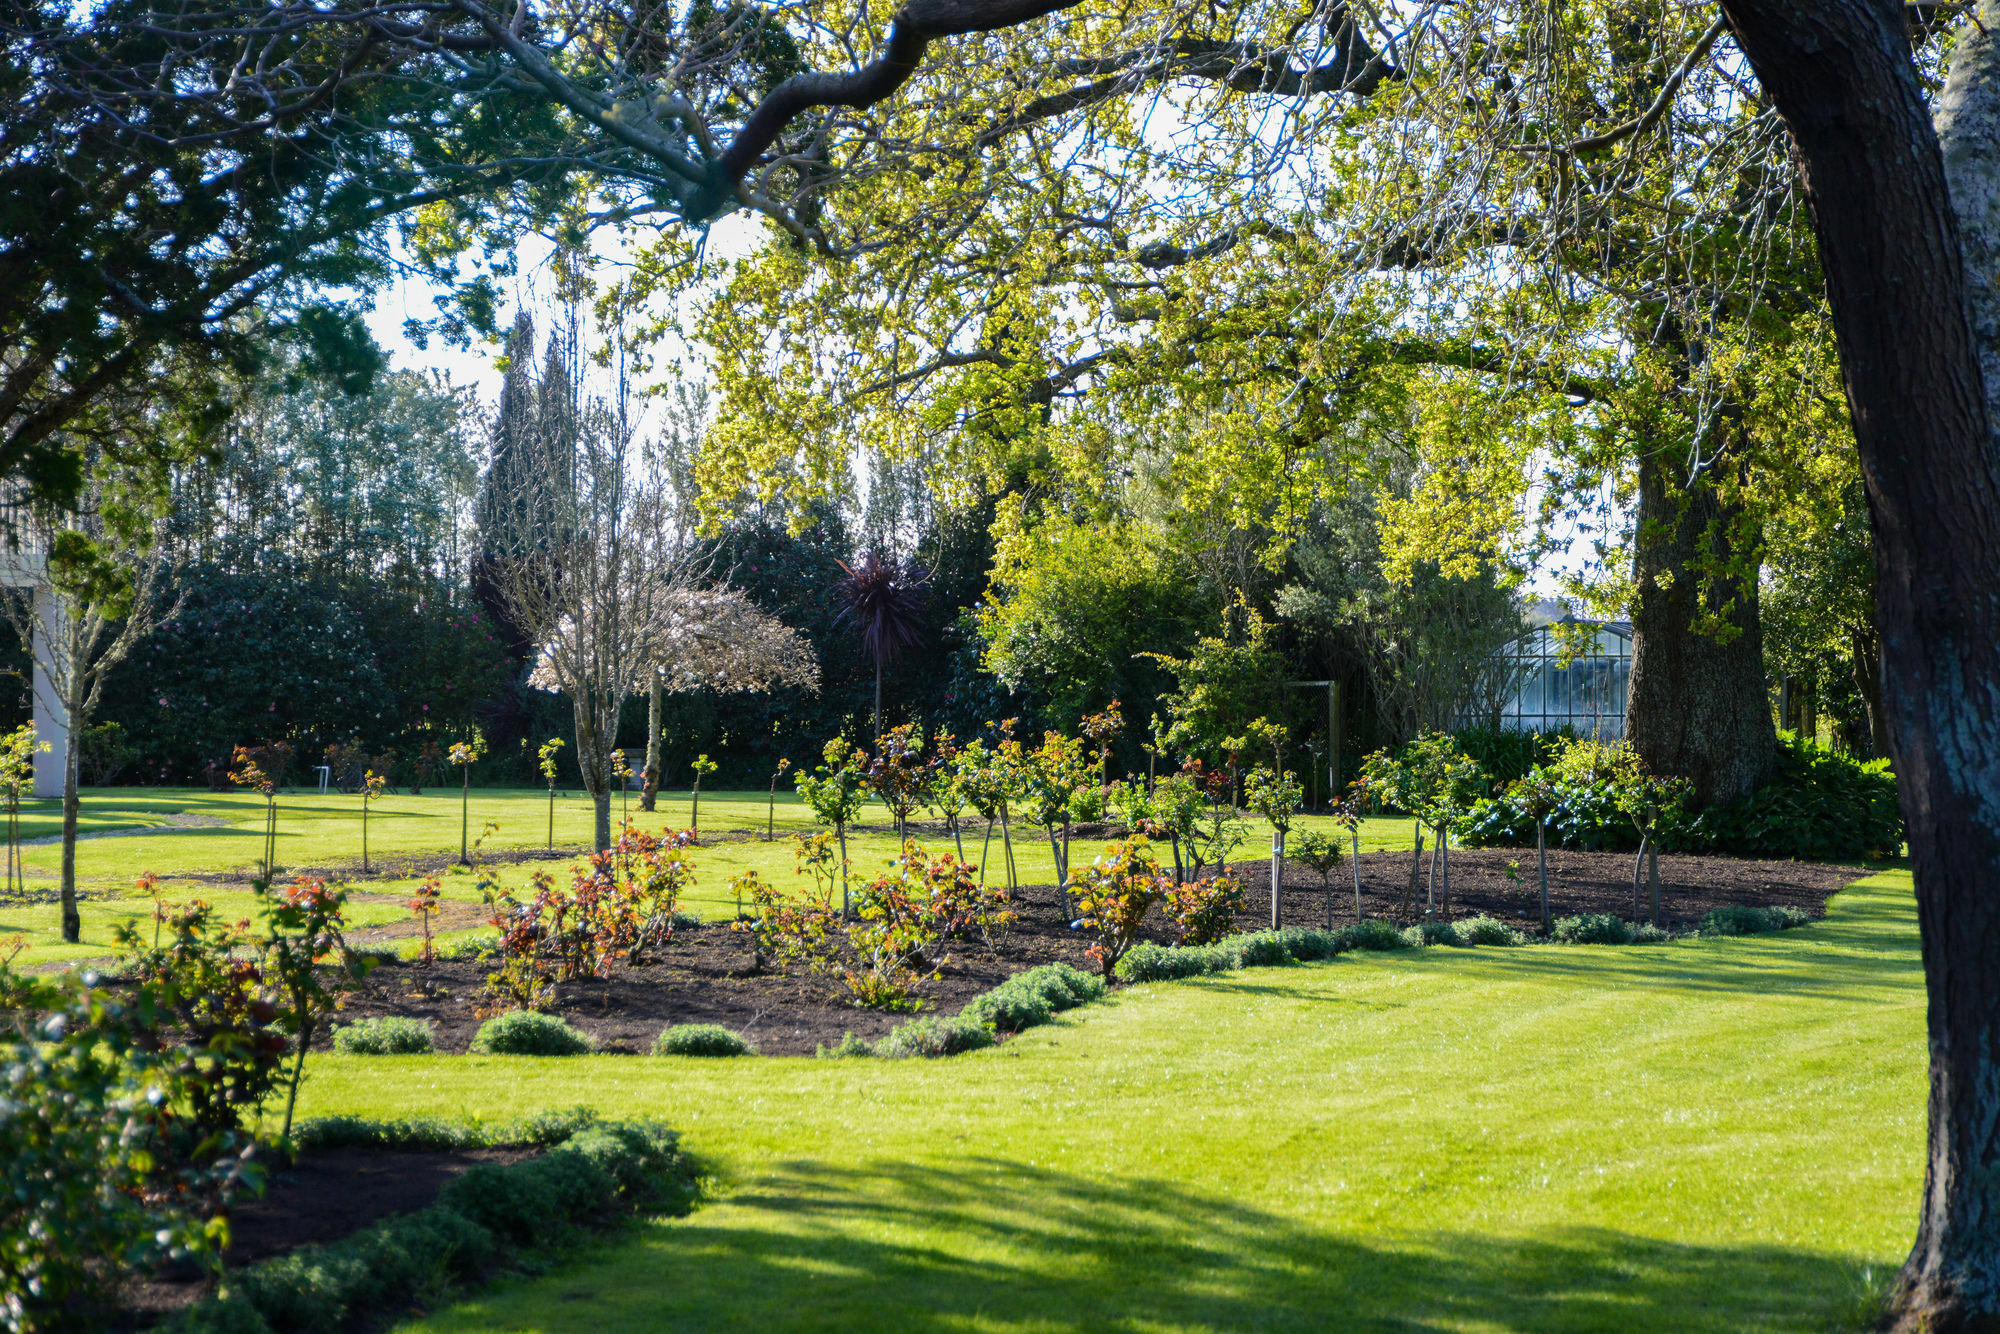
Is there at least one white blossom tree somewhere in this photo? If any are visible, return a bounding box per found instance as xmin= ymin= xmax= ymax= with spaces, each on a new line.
xmin=638 ymin=586 xmax=819 ymax=809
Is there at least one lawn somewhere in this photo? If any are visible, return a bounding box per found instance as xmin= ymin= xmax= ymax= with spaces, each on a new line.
xmin=294 ymin=869 xmax=1926 ymax=1334
xmin=2 ymin=787 xmax=1417 ymax=966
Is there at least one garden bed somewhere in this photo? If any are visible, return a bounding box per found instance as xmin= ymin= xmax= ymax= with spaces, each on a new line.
xmin=332 ymin=849 xmax=1871 ymax=1057
xmin=121 ymin=1143 xmax=538 ymax=1321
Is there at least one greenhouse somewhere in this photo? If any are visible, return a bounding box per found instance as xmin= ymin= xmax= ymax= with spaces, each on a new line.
xmin=1491 ymin=615 xmax=1633 ymax=738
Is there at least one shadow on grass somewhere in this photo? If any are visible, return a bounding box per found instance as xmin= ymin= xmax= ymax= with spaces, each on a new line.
xmin=447 ymin=1156 xmax=1888 ymax=1333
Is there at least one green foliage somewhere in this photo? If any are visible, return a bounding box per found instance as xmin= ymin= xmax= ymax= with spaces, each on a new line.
xmin=1449 ymin=727 xmax=1572 ymax=787
xmin=1118 ymin=926 xmax=1350 ymax=981
xmin=1244 ymin=764 xmax=1304 ymax=832
xmin=1463 ymin=732 xmax=1902 ymax=861
xmin=1698 ymin=905 xmax=1814 ymax=937
xmin=1548 ymin=915 xmax=1670 ymax=946
xmin=0 ymin=972 xmax=235 ymax=1331
xmin=1115 ymin=941 xmax=1231 ymax=982
xmin=957 ymin=962 xmax=1111 ymax=1033
xmin=814 ymin=1032 xmax=877 ymax=1059
xmin=1222 ymin=930 xmax=1297 ymax=968
xmin=1458 ymin=916 xmax=1526 ymax=947
xmin=1141 ymin=605 xmax=1287 ymax=763
xmin=793 ymin=738 xmax=872 ymax=832
xmin=1004 ymin=963 xmax=1106 ymax=1010
xmin=653 ymin=1024 xmax=756 ymax=1057
xmin=1402 ymin=920 xmax=1467 ymax=948
xmin=1358 ymin=734 xmax=1487 ymax=829
xmin=877 ymin=1015 xmax=997 ymax=1059
xmin=1292 ymin=829 xmax=1346 ymax=886
xmin=330 ymin=1016 xmax=435 ymax=1055
xmin=1276 ymin=927 xmax=1345 ymax=961
xmin=290 ymin=1108 xmax=600 ymax=1153
xmin=101 ymin=566 xmax=509 ymax=783
xmin=961 ymin=981 xmax=1054 ymax=1033
xmin=979 ymin=511 xmax=1208 ymax=724
xmin=468 ymin=1011 xmax=592 ymax=1057
xmin=1342 ymin=919 xmax=1416 ymax=951
xmin=164 ymin=1119 xmax=689 ymax=1334
xmin=1678 ymin=734 xmax=1903 ymax=860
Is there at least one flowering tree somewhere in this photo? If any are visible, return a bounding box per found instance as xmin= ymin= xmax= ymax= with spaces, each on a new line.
xmin=641 ymin=585 xmax=819 ymax=812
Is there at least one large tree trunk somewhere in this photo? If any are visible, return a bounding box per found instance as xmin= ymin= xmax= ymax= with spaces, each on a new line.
xmin=1720 ymin=3 xmax=2000 ymax=1327
xmin=1626 ymin=449 xmax=1777 ymax=807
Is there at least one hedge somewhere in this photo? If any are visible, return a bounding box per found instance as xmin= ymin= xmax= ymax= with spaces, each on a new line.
xmin=162 ymin=1113 xmax=693 ymax=1333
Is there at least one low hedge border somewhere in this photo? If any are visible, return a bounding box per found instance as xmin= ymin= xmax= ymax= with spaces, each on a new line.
xmin=862 ymin=901 xmax=1816 ymax=1060
xmin=163 ymin=1111 xmax=696 ymax=1333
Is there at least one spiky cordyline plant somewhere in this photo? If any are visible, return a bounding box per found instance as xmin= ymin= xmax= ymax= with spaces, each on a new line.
xmin=832 ymin=551 xmax=928 ymax=739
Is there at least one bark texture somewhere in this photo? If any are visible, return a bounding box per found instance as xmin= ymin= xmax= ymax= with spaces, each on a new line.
xmin=1721 ymin=1 xmax=2000 ymax=1327
xmin=1626 ymin=449 xmax=1776 ymax=807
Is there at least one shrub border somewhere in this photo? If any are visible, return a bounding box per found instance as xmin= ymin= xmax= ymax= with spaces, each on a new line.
xmin=163 ymin=1109 xmax=695 ymax=1333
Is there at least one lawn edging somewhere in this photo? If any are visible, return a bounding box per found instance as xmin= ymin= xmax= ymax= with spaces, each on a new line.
xmin=162 ymin=1111 xmax=696 ymax=1333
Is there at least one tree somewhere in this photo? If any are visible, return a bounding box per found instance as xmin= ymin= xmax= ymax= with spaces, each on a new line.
xmin=640 ymin=585 xmax=819 ymax=812
xmin=833 ymin=550 xmax=929 ymax=739
xmin=3 ymin=467 xmax=175 ymax=941
xmin=1763 ymin=472 xmax=1884 ymax=756
xmin=1713 ymin=2 xmax=2000 ymax=1325
xmin=0 ymin=0 xmax=588 ymax=503
xmin=978 ymin=509 xmax=1211 ymax=726
xmin=491 ymin=343 xmax=699 ymax=853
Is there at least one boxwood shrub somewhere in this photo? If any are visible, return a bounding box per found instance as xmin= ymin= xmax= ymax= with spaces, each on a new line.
xmin=468 ymin=1011 xmax=592 ymax=1056
xmin=1115 ymin=941 xmax=1226 ymax=983
xmin=815 ymin=1032 xmax=876 ymax=1059
xmin=652 ymin=1024 xmax=756 ymax=1057
xmin=1401 ymin=920 xmax=1466 ymax=948
xmin=878 ymin=1015 xmax=996 ymax=1059
xmin=1342 ymin=918 xmax=1414 ymax=951
xmin=1006 ymin=962 xmax=1106 ymax=1010
xmin=1276 ymin=928 xmax=1345 ymax=961
xmin=330 ymin=1017 xmax=434 ymax=1055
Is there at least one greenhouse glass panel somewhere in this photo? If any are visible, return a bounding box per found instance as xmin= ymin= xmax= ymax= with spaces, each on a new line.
xmin=1478 ymin=618 xmax=1633 ymax=738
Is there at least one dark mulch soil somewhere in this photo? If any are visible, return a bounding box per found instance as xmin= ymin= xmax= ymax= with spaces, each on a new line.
xmin=336 ymin=848 xmax=1872 ymax=1058
xmin=122 ymin=1144 xmax=537 ymax=1320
